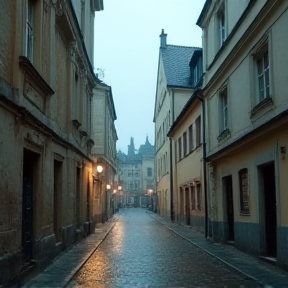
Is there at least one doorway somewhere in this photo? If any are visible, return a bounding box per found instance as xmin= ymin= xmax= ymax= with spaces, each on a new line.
xmin=185 ymin=187 xmax=190 ymax=225
xmin=223 ymin=176 xmax=234 ymax=242
xmin=260 ymin=163 xmax=277 ymax=257
xmin=22 ymin=149 xmax=39 ymax=263
xmin=54 ymin=160 xmax=62 ymax=243
xmin=76 ymin=167 xmax=81 ymax=226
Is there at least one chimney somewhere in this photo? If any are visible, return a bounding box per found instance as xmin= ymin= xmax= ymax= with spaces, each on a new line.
xmin=159 ymin=29 xmax=167 ymax=48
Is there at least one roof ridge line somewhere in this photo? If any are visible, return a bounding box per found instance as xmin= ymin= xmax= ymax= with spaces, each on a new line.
xmin=165 ymin=44 xmax=202 ymax=49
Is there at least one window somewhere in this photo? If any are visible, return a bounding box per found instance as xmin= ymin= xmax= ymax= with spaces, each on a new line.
xmin=195 ymin=116 xmax=201 ymax=147
xmin=239 ymin=168 xmax=250 ymax=214
xmin=193 ymin=57 xmax=203 ymax=86
xmin=178 ymin=137 xmax=182 ymax=161
xmin=196 ymin=183 xmax=201 ymax=210
xmin=183 ymin=132 xmax=187 ymax=156
xmin=257 ymin=50 xmax=270 ymax=102
xmin=26 ymin=0 xmax=34 ymax=61
xmin=165 ymin=152 xmax=168 ymax=173
xmin=134 ymin=181 xmax=139 ymax=190
xmin=219 ymin=86 xmax=228 ymax=132
xmin=217 ymin=3 xmax=226 ymax=47
xmin=81 ymin=0 xmax=85 ymax=35
xmin=191 ymin=186 xmax=196 ymax=210
xmin=180 ymin=187 xmax=184 ymax=214
xmin=188 ymin=124 xmax=193 ymax=152
xmin=147 ymin=167 xmax=152 ymax=177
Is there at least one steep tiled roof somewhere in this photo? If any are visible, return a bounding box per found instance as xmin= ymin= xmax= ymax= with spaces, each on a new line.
xmin=161 ymin=45 xmax=201 ymax=88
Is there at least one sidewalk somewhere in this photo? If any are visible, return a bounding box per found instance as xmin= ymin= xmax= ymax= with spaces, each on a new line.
xmin=21 ymin=216 xmax=118 ymax=288
xmin=147 ymin=211 xmax=288 ymax=288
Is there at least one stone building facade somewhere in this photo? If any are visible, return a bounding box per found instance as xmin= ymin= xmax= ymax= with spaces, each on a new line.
xmin=91 ymin=83 xmax=118 ymax=222
xmin=117 ymin=137 xmax=155 ymax=207
xmin=0 ymin=0 xmax=104 ymax=285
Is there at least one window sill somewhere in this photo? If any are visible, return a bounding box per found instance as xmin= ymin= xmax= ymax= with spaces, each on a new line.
xmin=217 ymin=128 xmax=230 ymax=142
xmin=240 ymin=211 xmax=250 ymax=216
xmin=250 ymin=96 xmax=273 ymax=118
xmin=19 ymin=56 xmax=54 ymax=113
xmin=19 ymin=56 xmax=54 ymax=96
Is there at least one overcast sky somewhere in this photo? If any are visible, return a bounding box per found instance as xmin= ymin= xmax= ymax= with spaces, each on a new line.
xmin=94 ymin=0 xmax=205 ymax=153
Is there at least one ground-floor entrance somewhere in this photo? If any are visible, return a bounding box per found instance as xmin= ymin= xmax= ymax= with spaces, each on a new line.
xmin=259 ymin=162 xmax=277 ymax=258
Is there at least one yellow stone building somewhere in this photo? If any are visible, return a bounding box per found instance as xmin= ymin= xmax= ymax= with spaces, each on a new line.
xmin=0 ymin=0 xmax=105 ymax=285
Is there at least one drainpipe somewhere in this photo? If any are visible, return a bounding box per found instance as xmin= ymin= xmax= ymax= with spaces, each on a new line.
xmin=196 ymin=89 xmax=208 ymax=239
xmin=169 ymin=137 xmax=174 ymax=222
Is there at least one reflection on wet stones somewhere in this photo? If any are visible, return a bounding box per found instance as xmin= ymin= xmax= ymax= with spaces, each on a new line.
xmin=70 ymin=208 xmax=264 ymax=288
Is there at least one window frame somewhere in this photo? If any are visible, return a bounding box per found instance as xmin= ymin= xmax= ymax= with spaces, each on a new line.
xmin=220 ymin=86 xmax=228 ymax=132
xmin=183 ymin=131 xmax=187 ymax=156
xmin=195 ymin=116 xmax=201 ymax=147
xmin=178 ymin=137 xmax=182 ymax=161
xmin=26 ymin=0 xmax=35 ymax=61
xmin=250 ymin=34 xmax=274 ymax=117
xmin=217 ymin=2 xmax=226 ymax=48
xmin=191 ymin=186 xmax=196 ymax=210
xmin=188 ymin=124 xmax=193 ymax=152
xmin=239 ymin=168 xmax=250 ymax=215
xmin=196 ymin=183 xmax=202 ymax=211
xmin=255 ymin=44 xmax=270 ymax=103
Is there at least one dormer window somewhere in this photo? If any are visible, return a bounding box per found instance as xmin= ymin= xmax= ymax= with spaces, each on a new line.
xmin=191 ymin=56 xmax=203 ymax=87
xmin=190 ymin=49 xmax=203 ymax=87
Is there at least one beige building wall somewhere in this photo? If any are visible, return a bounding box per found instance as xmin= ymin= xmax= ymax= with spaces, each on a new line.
xmin=154 ymin=53 xmax=194 ymax=219
xmin=198 ymin=0 xmax=288 ymax=267
xmin=170 ymin=100 xmax=205 ymax=231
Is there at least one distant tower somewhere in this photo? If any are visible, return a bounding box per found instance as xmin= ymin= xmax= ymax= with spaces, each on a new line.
xmin=127 ymin=137 xmax=135 ymax=156
xmin=145 ymin=134 xmax=149 ymax=145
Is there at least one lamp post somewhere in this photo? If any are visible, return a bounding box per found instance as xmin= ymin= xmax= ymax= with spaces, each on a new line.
xmin=106 ymin=184 xmax=111 ymax=221
xmin=112 ymin=189 xmax=117 ymax=214
xmin=148 ymin=189 xmax=153 ymax=210
xmin=93 ymin=164 xmax=103 ymax=224
xmin=117 ymin=185 xmax=122 ymax=211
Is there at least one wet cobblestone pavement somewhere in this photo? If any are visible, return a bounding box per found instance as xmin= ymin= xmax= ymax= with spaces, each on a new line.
xmin=66 ymin=208 xmax=265 ymax=288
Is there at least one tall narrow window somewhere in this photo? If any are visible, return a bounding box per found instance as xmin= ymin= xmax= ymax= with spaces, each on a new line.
xmin=257 ymin=51 xmax=270 ymax=102
xmin=81 ymin=0 xmax=85 ymax=35
xmin=217 ymin=3 xmax=226 ymax=47
xmin=196 ymin=183 xmax=202 ymax=210
xmin=239 ymin=168 xmax=250 ymax=214
xmin=188 ymin=124 xmax=193 ymax=152
xmin=147 ymin=167 xmax=152 ymax=177
xmin=191 ymin=186 xmax=196 ymax=210
xmin=26 ymin=0 xmax=34 ymax=61
xmin=178 ymin=137 xmax=182 ymax=161
xmin=220 ymin=86 xmax=228 ymax=132
xmin=183 ymin=132 xmax=187 ymax=156
xmin=195 ymin=116 xmax=201 ymax=147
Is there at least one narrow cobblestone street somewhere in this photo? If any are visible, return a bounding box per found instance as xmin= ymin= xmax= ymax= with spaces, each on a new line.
xmin=66 ymin=208 xmax=264 ymax=288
